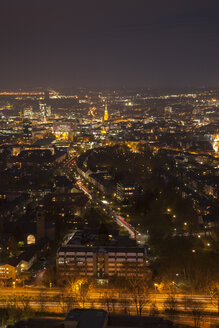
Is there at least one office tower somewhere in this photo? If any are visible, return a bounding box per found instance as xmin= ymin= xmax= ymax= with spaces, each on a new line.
xmin=23 ymin=106 xmax=34 ymax=119
xmin=39 ymin=103 xmax=51 ymax=119
xmin=23 ymin=120 xmax=32 ymax=139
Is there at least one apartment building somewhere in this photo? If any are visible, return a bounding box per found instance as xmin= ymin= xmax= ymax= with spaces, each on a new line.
xmin=56 ymin=245 xmax=146 ymax=278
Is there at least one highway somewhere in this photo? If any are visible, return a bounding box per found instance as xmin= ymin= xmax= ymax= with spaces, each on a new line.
xmin=0 ymin=287 xmax=219 ymax=326
xmin=0 ymin=287 xmax=218 ymax=311
xmin=0 ymin=287 xmax=219 ymax=327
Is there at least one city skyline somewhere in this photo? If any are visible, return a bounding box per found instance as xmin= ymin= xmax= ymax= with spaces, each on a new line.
xmin=0 ymin=85 xmax=218 ymax=326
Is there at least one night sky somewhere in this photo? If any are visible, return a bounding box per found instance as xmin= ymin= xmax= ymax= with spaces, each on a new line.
xmin=1 ymin=0 xmax=219 ymax=89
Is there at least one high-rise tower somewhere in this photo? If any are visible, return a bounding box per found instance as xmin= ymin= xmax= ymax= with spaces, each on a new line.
xmin=104 ymin=103 xmax=108 ymax=121
xmin=39 ymin=103 xmax=51 ymax=121
xmin=23 ymin=120 xmax=33 ymax=140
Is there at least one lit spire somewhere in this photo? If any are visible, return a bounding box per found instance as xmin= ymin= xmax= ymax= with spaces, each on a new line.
xmin=104 ymin=101 xmax=108 ymax=121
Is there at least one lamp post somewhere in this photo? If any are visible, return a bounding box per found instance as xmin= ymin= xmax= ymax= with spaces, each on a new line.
xmin=154 ymin=283 xmax=158 ymax=293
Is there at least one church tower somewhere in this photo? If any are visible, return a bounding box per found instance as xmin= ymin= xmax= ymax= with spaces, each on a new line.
xmin=104 ymin=102 xmax=108 ymax=121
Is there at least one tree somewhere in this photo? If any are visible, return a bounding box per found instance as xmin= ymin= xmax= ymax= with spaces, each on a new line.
xmin=149 ymin=302 xmax=159 ymax=317
xmin=77 ymin=280 xmax=91 ymax=308
xmin=57 ymin=291 xmax=76 ymax=313
xmin=127 ymin=271 xmax=150 ymax=316
xmin=7 ymin=235 xmax=20 ymax=257
xmin=5 ymin=294 xmax=22 ymax=323
xmin=101 ymin=292 xmax=111 ymax=312
xmin=101 ymin=291 xmax=117 ymax=313
xmin=164 ymin=293 xmax=178 ymax=321
xmin=119 ymin=293 xmax=131 ymax=315
xmin=19 ymin=295 xmax=33 ymax=318
xmin=69 ymin=278 xmax=92 ymax=309
xmin=0 ymin=308 xmax=9 ymax=326
xmin=208 ymin=284 xmax=219 ymax=313
xmin=38 ymin=291 xmax=47 ymax=313
xmin=182 ymin=297 xmax=204 ymax=328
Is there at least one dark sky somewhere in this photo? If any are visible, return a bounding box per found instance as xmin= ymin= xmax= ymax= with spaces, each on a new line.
xmin=1 ymin=0 xmax=219 ymax=89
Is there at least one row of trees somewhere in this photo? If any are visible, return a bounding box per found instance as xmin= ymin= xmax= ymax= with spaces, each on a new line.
xmin=0 ymin=294 xmax=34 ymax=326
xmin=58 ymin=277 xmax=218 ymax=327
xmin=0 ymin=277 xmax=211 ymax=328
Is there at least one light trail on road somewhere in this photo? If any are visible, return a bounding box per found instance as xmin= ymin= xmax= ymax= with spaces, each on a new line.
xmin=75 ymin=178 xmax=140 ymax=238
xmin=76 ymin=180 xmax=92 ymax=199
xmin=0 ymin=291 xmax=219 ymax=327
xmin=64 ymin=156 xmax=78 ymax=168
xmin=116 ymin=215 xmax=140 ymax=238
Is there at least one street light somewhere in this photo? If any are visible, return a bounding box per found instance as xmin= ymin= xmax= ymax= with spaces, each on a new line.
xmin=154 ymin=283 xmax=158 ymax=291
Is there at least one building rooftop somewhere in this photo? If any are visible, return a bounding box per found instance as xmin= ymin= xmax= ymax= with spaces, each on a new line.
xmin=59 ymin=228 xmax=143 ymax=250
xmin=33 ymin=138 xmax=55 ymax=146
